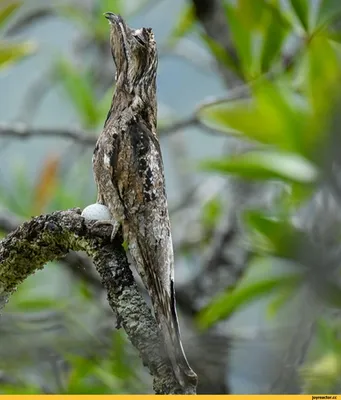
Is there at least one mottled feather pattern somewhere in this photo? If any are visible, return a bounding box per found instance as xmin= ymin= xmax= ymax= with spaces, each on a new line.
xmin=92 ymin=13 xmax=197 ymax=389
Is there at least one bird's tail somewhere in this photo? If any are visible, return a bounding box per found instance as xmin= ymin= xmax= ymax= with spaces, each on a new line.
xmin=156 ymin=279 xmax=198 ymax=389
xmin=133 ymin=235 xmax=198 ymax=389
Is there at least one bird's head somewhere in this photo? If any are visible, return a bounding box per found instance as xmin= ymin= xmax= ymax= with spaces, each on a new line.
xmin=104 ymin=12 xmax=157 ymax=94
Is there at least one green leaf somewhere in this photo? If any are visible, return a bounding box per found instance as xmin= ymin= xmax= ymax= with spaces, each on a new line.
xmin=235 ymin=0 xmax=264 ymax=30
xmin=303 ymin=36 xmax=340 ymax=160
xmin=201 ymin=151 xmax=318 ymax=184
xmin=198 ymin=272 xmax=301 ymax=329
xmin=301 ymin=353 xmax=341 ymax=393
xmin=56 ymin=59 xmax=99 ymax=128
xmin=201 ymin=197 xmax=222 ymax=229
xmin=260 ymin=4 xmax=290 ymax=72
xmin=0 ymin=1 xmax=22 ymax=29
xmin=200 ymin=33 xmax=240 ymax=76
xmin=267 ymin=283 xmax=298 ymax=317
xmin=315 ymin=0 xmax=341 ymax=29
xmin=245 ymin=211 xmax=304 ymax=258
xmin=225 ymin=3 xmax=251 ymax=77
xmin=0 ymin=41 xmax=36 ymax=69
xmin=315 ymin=319 xmax=340 ymax=351
xmin=289 ymin=0 xmax=310 ymax=32
xmin=12 ymin=297 xmax=63 ymax=312
xmin=168 ymin=3 xmax=195 ymax=47
xmin=327 ymin=30 xmax=341 ymax=43
xmin=198 ymin=81 xmax=308 ymax=152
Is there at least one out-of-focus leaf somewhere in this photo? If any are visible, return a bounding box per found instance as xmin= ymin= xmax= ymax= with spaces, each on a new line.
xmin=198 ymin=272 xmax=301 ymax=329
xmin=198 ymin=81 xmax=307 ymax=152
xmin=308 ymin=36 xmax=339 ymax=111
xmin=235 ymin=0 xmax=264 ymax=30
xmin=225 ymin=3 xmax=252 ymax=77
xmin=315 ymin=0 xmax=341 ymax=29
xmin=327 ymin=30 xmax=341 ymax=43
xmin=315 ymin=319 xmax=341 ymax=351
xmin=201 ymin=151 xmax=318 ymax=184
xmin=200 ymin=33 xmax=240 ymax=76
xmin=307 ymin=36 xmax=339 ymax=114
xmin=0 ymin=0 xmax=22 ymax=29
xmin=303 ymin=36 xmax=340 ymax=161
xmin=260 ymin=3 xmax=290 ymax=72
xmin=289 ymin=0 xmax=310 ymax=32
xmin=267 ymin=283 xmax=298 ymax=317
xmin=223 ymin=1 xmax=291 ymax=77
xmin=168 ymin=3 xmax=195 ymax=46
xmin=33 ymin=154 xmax=59 ymax=214
xmin=245 ymin=211 xmax=305 ymax=258
xmin=0 ymin=384 xmax=41 ymax=395
xmin=201 ymin=197 xmax=222 ymax=229
xmin=0 ymin=41 xmax=36 ymax=69
xmin=12 ymin=297 xmax=61 ymax=312
xmin=301 ymin=352 xmax=341 ymax=393
xmin=56 ymin=59 xmax=99 ymax=128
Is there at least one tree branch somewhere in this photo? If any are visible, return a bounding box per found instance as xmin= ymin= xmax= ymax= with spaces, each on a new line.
xmin=0 ymin=208 xmax=195 ymax=394
xmin=0 ymin=124 xmax=97 ymax=146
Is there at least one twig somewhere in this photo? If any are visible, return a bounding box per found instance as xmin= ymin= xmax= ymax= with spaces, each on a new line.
xmin=0 ymin=124 xmax=97 ymax=146
xmin=0 ymin=208 xmax=195 ymax=394
xmin=0 ymin=87 xmax=251 ymax=145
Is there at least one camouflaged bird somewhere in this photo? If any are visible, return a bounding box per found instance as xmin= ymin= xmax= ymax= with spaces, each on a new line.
xmin=92 ymin=12 xmax=197 ymax=389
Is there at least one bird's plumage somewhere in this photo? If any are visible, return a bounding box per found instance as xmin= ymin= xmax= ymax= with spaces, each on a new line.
xmin=92 ymin=13 xmax=197 ymax=390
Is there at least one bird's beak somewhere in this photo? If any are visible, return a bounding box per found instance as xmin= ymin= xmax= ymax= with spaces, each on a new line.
xmin=104 ymin=12 xmax=122 ymax=24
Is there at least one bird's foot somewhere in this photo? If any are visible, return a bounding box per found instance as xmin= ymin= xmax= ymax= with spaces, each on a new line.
xmin=93 ymin=220 xmax=120 ymax=241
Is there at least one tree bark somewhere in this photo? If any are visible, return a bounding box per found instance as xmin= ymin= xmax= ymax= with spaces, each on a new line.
xmin=0 ymin=208 xmax=194 ymax=394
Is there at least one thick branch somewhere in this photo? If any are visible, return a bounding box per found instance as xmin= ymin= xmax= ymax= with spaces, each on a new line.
xmin=0 ymin=209 xmax=192 ymax=394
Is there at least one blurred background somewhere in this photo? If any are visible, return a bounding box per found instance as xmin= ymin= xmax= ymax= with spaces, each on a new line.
xmin=1 ymin=0 xmax=341 ymax=394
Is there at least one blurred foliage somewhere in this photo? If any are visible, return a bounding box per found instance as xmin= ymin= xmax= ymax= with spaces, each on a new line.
xmin=1 ymin=0 xmax=341 ymax=395
xmin=0 ymin=0 xmax=36 ymax=69
xmin=195 ymin=0 xmax=341 ymax=392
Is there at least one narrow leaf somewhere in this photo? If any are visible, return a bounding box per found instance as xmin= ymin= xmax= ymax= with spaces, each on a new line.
xmin=0 ymin=1 xmax=22 ymax=29
xmin=200 ymin=33 xmax=240 ymax=75
xmin=0 ymin=41 xmax=36 ymax=69
xmin=56 ymin=59 xmax=99 ymax=128
xmin=245 ymin=211 xmax=307 ymax=259
xmin=289 ymin=0 xmax=310 ymax=32
xmin=198 ymin=81 xmax=307 ymax=151
xmin=201 ymin=151 xmax=318 ymax=184
xmin=316 ymin=0 xmax=341 ymax=29
xmin=168 ymin=4 xmax=195 ymax=46
xmin=198 ymin=274 xmax=301 ymax=329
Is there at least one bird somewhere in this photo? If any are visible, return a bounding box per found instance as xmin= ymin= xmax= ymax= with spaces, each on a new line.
xmin=92 ymin=12 xmax=198 ymax=390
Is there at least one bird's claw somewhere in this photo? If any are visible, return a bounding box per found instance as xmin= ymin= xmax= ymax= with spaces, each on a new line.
xmin=93 ymin=220 xmax=120 ymax=241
